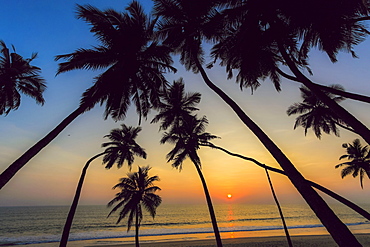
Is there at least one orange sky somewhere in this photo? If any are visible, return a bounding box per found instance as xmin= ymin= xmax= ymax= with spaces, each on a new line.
xmin=1 ymin=0 xmax=370 ymax=207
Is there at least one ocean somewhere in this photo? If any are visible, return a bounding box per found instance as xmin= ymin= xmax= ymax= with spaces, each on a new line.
xmin=1 ymin=203 xmax=370 ymax=246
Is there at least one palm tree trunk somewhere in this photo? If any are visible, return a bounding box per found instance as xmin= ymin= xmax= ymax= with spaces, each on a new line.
xmin=277 ymin=69 xmax=370 ymax=104
xmin=59 ymin=152 xmax=105 ymax=247
xmin=333 ymin=120 xmax=358 ymax=134
xmin=135 ymin=206 xmax=140 ymax=247
xmin=193 ymin=163 xmax=223 ymax=247
xmin=278 ymin=44 xmax=370 ymax=145
xmin=265 ymin=168 xmax=293 ymax=247
xmin=194 ymin=59 xmax=362 ymax=246
xmin=202 ymin=143 xmax=370 ymax=221
xmin=0 ymin=105 xmax=87 ymax=190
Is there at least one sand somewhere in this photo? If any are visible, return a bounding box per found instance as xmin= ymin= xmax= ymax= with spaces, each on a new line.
xmin=82 ymin=234 xmax=370 ymax=247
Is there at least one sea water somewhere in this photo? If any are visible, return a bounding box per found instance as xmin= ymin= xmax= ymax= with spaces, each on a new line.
xmin=1 ymin=203 xmax=370 ymax=246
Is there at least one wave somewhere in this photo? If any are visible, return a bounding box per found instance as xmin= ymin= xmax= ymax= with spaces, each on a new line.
xmin=1 ymin=221 xmax=369 ymax=246
xmin=234 ymin=216 xmax=296 ymax=222
xmin=99 ymin=216 xmax=296 ymax=229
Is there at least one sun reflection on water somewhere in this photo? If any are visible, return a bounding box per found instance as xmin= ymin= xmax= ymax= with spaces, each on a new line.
xmin=227 ymin=204 xmax=235 ymax=239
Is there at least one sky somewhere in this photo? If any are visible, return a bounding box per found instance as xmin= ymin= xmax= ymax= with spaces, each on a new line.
xmin=1 ymin=0 xmax=370 ymax=207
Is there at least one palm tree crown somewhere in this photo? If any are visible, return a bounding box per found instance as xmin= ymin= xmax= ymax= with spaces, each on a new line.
xmin=281 ymin=0 xmax=368 ymax=62
xmin=102 ymin=124 xmax=147 ymax=169
xmin=0 ymin=40 xmax=46 ymax=115
xmin=210 ymin=0 xmax=286 ymax=92
xmin=151 ymin=78 xmax=201 ymax=131
xmin=206 ymin=0 xmax=370 ymax=97
xmin=153 ymin=0 xmax=222 ymax=72
xmin=335 ymin=139 xmax=370 ymax=189
xmin=287 ymin=85 xmax=350 ymax=139
xmin=55 ymin=1 xmax=176 ymax=122
xmin=161 ymin=115 xmax=218 ymax=169
xmin=108 ymin=166 xmax=161 ymax=231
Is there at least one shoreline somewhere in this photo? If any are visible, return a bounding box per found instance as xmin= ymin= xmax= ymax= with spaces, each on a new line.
xmin=88 ymin=234 xmax=370 ymax=247
xmin=18 ymin=231 xmax=370 ymax=247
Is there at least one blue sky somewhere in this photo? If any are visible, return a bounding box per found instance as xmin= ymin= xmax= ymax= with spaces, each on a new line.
xmin=1 ymin=0 xmax=370 ymax=207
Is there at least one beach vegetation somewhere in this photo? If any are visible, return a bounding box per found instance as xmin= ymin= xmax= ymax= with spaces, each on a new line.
xmin=210 ymin=0 xmax=370 ymax=145
xmin=108 ymin=165 xmax=162 ymax=247
xmin=153 ymin=0 xmax=364 ymax=245
xmin=59 ymin=124 xmax=146 ymax=247
xmin=2 ymin=1 xmax=370 ymax=246
xmin=336 ymin=139 xmax=370 ymax=189
xmin=151 ymin=78 xmax=201 ymax=131
xmin=161 ymin=115 xmax=223 ymax=246
xmin=153 ymin=79 xmax=223 ymax=246
xmin=264 ymin=168 xmax=293 ymax=247
xmin=0 ymin=1 xmax=174 ymax=190
xmin=287 ymin=85 xmax=356 ymax=138
xmin=0 ymin=40 xmax=46 ymax=115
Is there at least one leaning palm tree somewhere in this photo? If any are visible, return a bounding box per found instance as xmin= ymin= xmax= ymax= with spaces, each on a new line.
xmin=0 ymin=40 xmax=46 ymax=115
xmin=335 ymin=139 xmax=370 ymax=189
xmin=264 ymin=168 xmax=293 ymax=247
xmin=0 ymin=1 xmax=175 ymax=189
xmin=151 ymin=78 xmax=201 ymax=131
xmin=153 ymin=1 xmax=360 ymax=245
xmin=60 ymin=124 xmax=146 ymax=247
xmin=287 ymin=85 xmax=356 ymax=139
xmin=108 ymin=166 xmax=162 ymax=247
xmin=161 ymin=115 xmax=223 ymax=247
xmin=212 ymin=0 xmax=370 ymax=146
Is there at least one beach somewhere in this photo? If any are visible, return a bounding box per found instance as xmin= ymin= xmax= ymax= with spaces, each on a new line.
xmin=2 ymin=204 xmax=370 ymax=246
xmin=15 ymin=225 xmax=370 ymax=247
xmin=16 ymin=234 xmax=370 ymax=247
xmin=139 ymin=235 xmax=370 ymax=247
xmin=95 ymin=234 xmax=370 ymax=247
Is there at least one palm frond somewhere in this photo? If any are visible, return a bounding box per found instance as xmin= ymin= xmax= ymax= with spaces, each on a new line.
xmin=108 ymin=166 xmax=161 ymax=232
xmin=0 ymin=41 xmax=46 ymax=115
xmin=287 ymin=85 xmax=347 ymax=138
xmin=341 ymin=166 xmax=355 ymax=178
xmin=336 ymin=138 xmax=370 ymax=188
xmin=100 ymin=124 xmax=146 ymax=170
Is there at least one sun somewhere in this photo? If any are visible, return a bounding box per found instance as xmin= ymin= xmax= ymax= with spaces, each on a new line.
xmin=227 ymin=194 xmax=232 ymax=199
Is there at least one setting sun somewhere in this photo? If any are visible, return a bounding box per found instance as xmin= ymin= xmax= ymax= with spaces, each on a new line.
xmin=227 ymin=194 xmax=232 ymax=199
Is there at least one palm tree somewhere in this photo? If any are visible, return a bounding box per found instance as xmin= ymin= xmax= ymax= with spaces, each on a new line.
xmin=108 ymin=166 xmax=162 ymax=247
xmin=161 ymin=115 xmax=223 ymax=246
xmin=152 ymin=79 xmax=222 ymax=245
xmin=211 ymin=0 xmax=370 ymax=146
xmin=335 ymin=139 xmax=370 ymax=189
xmin=0 ymin=1 xmax=175 ymax=189
xmin=153 ymin=1 xmax=361 ymax=245
xmin=281 ymin=1 xmax=370 ymax=144
xmin=0 ymin=40 xmax=46 ymax=115
xmin=287 ymin=85 xmax=356 ymax=139
xmin=60 ymin=124 xmax=146 ymax=247
xmin=265 ymin=168 xmax=292 ymax=247
xmin=278 ymin=45 xmax=370 ymax=146
xmin=151 ymin=78 xmax=201 ymax=131
xmin=154 ymin=80 xmax=292 ymax=246
xmin=277 ymin=70 xmax=370 ymax=104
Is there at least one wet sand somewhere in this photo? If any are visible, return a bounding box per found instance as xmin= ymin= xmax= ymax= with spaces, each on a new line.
xmin=87 ymin=234 xmax=370 ymax=246
xmin=17 ymin=226 xmax=370 ymax=247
